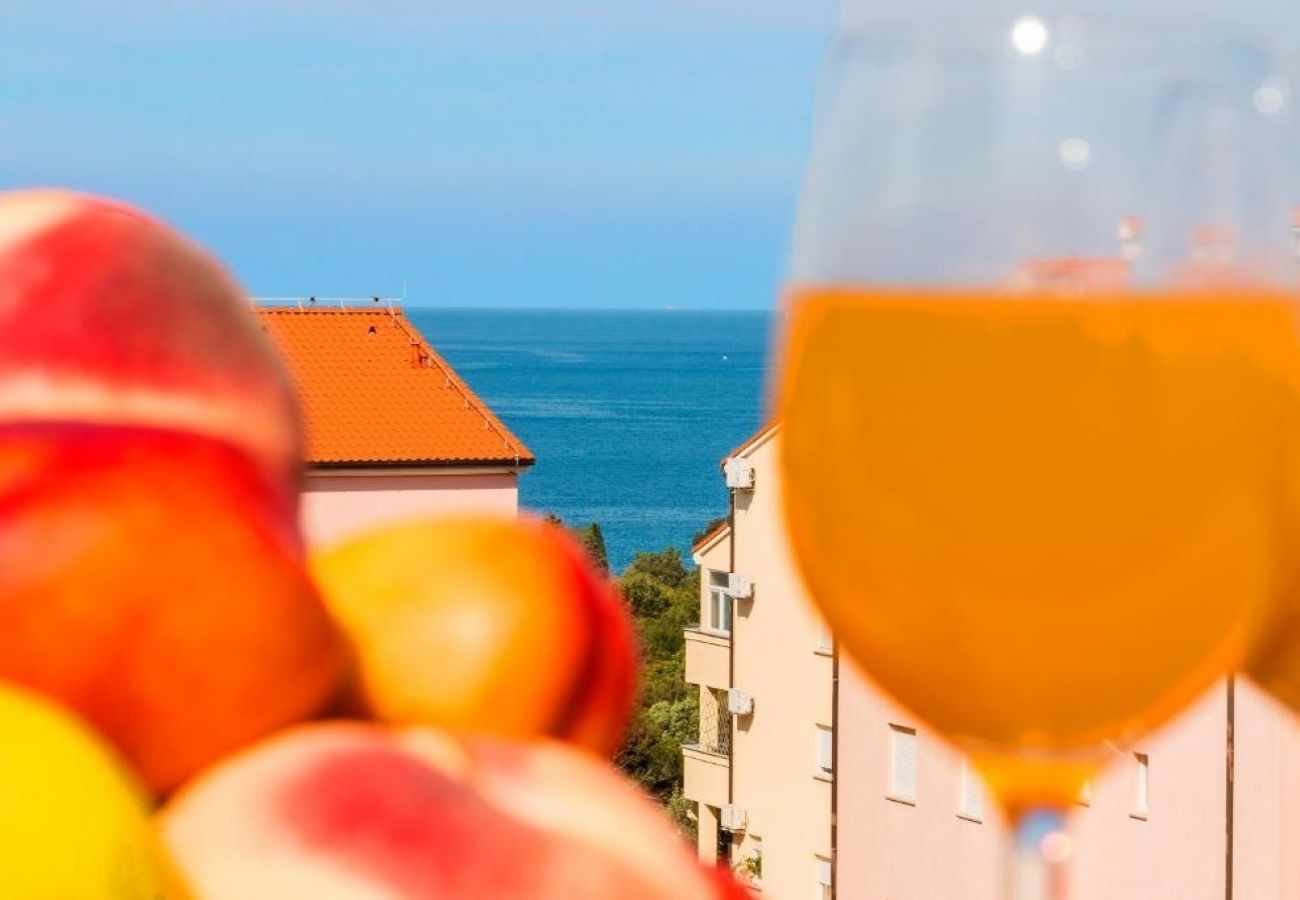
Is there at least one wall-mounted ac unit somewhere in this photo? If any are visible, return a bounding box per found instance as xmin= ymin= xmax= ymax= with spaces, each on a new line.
xmin=727 ymin=573 xmax=753 ymax=600
xmin=724 ymin=458 xmax=755 ymax=490
xmin=727 ymin=689 xmax=754 ymax=716
xmin=721 ymin=804 xmax=748 ymax=832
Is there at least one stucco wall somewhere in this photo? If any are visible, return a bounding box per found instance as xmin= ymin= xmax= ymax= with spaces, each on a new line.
xmin=1233 ymin=678 xmax=1300 ymax=900
xmin=695 ymin=425 xmax=1300 ymax=899
xmin=729 ymin=433 xmax=835 ymax=899
xmin=300 ymin=470 xmax=519 ymax=548
xmin=1069 ymin=685 xmax=1227 ymax=900
xmin=837 ymin=657 xmax=1004 ymax=900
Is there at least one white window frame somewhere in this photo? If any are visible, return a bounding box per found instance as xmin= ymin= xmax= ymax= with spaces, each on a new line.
xmin=888 ymin=724 xmax=918 ymax=804
xmin=1132 ymin=752 xmax=1150 ymax=820
xmin=815 ymin=856 xmax=832 ymax=900
xmin=707 ymin=570 xmax=732 ymax=635
xmin=957 ymin=759 xmax=985 ymax=823
xmin=816 ymin=726 xmax=834 ymax=779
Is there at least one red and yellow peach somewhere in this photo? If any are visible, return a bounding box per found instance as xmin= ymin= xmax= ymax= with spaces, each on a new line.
xmin=0 ymin=189 xmax=302 ymax=486
xmin=0 ymin=423 xmax=345 ymax=793
xmin=160 ymin=722 xmax=747 ymax=900
xmin=313 ymin=515 xmax=638 ymax=755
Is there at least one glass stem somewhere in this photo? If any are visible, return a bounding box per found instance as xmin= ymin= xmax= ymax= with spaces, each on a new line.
xmin=1007 ymin=809 xmax=1070 ymax=900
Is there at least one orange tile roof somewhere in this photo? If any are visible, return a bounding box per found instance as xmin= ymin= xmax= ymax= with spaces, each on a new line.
xmin=257 ymin=307 xmax=533 ymax=468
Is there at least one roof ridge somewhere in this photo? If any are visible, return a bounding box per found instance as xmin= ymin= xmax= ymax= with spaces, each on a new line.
xmin=383 ymin=309 xmax=526 ymax=465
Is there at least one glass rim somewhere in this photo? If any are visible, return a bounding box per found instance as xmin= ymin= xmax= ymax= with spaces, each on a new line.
xmin=829 ymin=11 xmax=1278 ymax=58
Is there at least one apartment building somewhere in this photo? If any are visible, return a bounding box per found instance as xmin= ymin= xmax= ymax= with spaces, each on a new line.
xmin=684 ymin=423 xmax=1300 ymax=899
xmin=683 ymin=424 xmax=835 ymax=898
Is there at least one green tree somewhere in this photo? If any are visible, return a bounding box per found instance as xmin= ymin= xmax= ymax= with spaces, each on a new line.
xmin=540 ymin=514 xmax=608 ymax=575
xmin=578 ymin=522 xmax=608 ymax=576
xmin=623 ymin=547 xmax=694 ymax=591
xmin=614 ymin=543 xmax=704 ymax=822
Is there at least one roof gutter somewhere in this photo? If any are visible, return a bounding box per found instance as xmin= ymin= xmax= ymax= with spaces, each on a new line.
xmin=308 ymin=458 xmax=536 ymax=472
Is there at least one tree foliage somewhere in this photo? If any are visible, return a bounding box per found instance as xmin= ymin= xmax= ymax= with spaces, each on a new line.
xmin=612 ymin=548 xmax=701 ymax=816
xmin=542 ymin=514 xmax=609 ymax=575
xmin=546 ymin=514 xmax=703 ymax=841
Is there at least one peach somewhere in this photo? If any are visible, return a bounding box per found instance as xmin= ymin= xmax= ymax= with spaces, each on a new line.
xmin=313 ymin=515 xmax=637 ymax=755
xmin=0 ymin=189 xmax=300 ymax=485
xmin=0 ymin=422 xmax=345 ymax=793
xmin=0 ymin=680 xmax=185 ymax=898
xmin=160 ymin=722 xmax=747 ymax=899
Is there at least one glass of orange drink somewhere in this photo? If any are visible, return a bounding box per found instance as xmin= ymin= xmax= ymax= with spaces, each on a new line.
xmin=776 ymin=14 xmax=1298 ymax=897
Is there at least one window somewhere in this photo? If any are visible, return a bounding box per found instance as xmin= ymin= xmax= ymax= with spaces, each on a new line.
xmin=816 ymin=726 xmax=834 ymax=778
xmin=740 ymin=837 xmax=762 ymax=887
xmin=889 ymin=724 xmax=918 ymax=803
xmin=958 ymin=759 xmax=985 ymax=822
xmin=707 ymin=570 xmax=732 ymax=634
xmin=816 ymin=624 xmax=834 ymax=654
xmin=1132 ymin=753 xmax=1150 ymax=819
xmin=815 ymin=857 xmax=832 ymax=900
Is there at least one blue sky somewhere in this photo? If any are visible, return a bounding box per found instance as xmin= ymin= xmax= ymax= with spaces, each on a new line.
xmin=1 ymin=2 xmax=838 ymax=309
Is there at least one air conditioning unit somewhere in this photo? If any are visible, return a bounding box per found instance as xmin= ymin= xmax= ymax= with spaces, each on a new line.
xmin=724 ymin=457 xmax=755 ymax=490
xmin=721 ymin=804 xmax=748 ymax=832
xmin=727 ymin=689 xmax=754 ymax=716
xmin=727 ymin=573 xmax=754 ymax=600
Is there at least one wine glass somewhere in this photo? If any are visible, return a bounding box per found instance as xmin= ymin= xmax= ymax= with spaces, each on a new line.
xmin=775 ymin=14 xmax=1298 ymax=897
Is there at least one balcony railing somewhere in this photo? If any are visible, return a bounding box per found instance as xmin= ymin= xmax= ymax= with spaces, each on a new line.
xmin=698 ymin=692 xmax=732 ymax=757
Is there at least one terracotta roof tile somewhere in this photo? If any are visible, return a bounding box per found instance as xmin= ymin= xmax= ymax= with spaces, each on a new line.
xmin=257 ymin=307 xmax=533 ymax=467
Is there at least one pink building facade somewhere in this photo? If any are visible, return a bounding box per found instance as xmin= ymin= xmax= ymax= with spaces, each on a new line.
xmin=301 ymin=469 xmax=520 ymax=547
xmin=688 ymin=423 xmax=1300 ymax=899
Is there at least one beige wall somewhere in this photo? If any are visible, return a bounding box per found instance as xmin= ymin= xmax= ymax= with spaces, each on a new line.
xmin=1232 ymin=679 xmax=1300 ymax=900
xmin=1068 ymin=686 xmax=1226 ymax=900
xmin=684 ymin=430 xmax=836 ymax=899
xmin=688 ymin=424 xmax=1300 ymax=900
xmin=300 ymin=469 xmax=519 ymax=547
xmin=730 ymin=431 xmax=834 ymax=899
xmin=837 ymin=656 xmax=1003 ymax=899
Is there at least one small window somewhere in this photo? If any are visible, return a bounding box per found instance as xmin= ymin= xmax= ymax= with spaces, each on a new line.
xmin=708 ymin=571 xmax=732 ymax=634
xmin=815 ymin=856 xmax=832 ymax=900
xmin=734 ymin=836 xmax=761 ymax=888
xmin=816 ymin=623 xmax=834 ymax=654
xmin=816 ymin=726 xmax=834 ymax=778
xmin=889 ymin=724 xmax=918 ymax=803
xmin=958 ymin=759 xmax=985 ymax=822
xmin=1132 ymin=753 xmax=1150 ymax=819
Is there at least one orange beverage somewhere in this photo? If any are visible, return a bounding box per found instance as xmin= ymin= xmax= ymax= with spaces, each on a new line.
xmin=777 ymin=286 xmax=1300 ymax=814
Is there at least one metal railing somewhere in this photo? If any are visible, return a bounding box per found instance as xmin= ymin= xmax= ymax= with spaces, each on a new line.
xmin=252 ymin=296 xmax=402 ymax=309
xmin=698 ymin=690 xmax=732 ymax=757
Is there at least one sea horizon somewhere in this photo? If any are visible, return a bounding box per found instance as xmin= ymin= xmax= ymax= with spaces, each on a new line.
xmin=409 ymin=306 xmax=773 ymax=571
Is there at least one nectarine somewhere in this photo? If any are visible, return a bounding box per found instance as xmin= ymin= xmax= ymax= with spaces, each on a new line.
xmin=313 ymin=515 xmax=637 ymax=755
xmin=160 ymin=722 xmax=746 ymax=899
xmin=0 ymin=423 xmax=344 ymax=793
xmin=0 ymin=680 xmax=185 ymax=898
xmin=0 ymin=189 xmax=301 ymax=486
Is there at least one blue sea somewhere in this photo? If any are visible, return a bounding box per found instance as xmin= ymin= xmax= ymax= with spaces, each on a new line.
xmin=406 ymin=308 xmax=773 ymax=572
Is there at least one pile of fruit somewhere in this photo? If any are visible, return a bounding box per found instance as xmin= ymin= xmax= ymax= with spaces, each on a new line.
xmin=0 ymin=189 xmax=747 ymax=899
